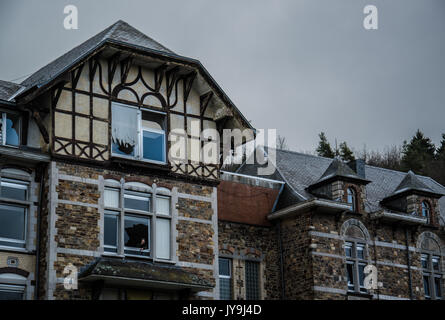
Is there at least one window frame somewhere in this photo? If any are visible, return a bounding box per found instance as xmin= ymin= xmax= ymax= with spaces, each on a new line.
xmin=102 ymin=180 xmax=173 ymax=262
xmin=346 ymin=187 xmax=357 ymax=212
xmin=218 ymin=258 xmax=233 ymax=300
xmin=111 ymin=102 xmax=167 ymax=165
xmin=0 ymin=111 xmax=21 ymax=147
xmin=0 ymin=177 xmax=30 ymax=250
xmin=0 ymin=283 xmax=25 ymax=300
xmin=245 ymin=260 xmax=261 ymax=300
xmin=421 ymin=201 xmax=431 ymax=223
xmin=421 ymin=252 xmax=443 ymax=300
xmin=344 ymin=240 xmax=368 ymax=294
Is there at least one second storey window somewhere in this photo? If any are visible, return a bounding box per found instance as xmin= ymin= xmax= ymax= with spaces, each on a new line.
xmin=103 ymin=181 xmax=171 ymax=260
xmin=345 ymin=241 xmax=367 ymax=293
xmin=421 ymin=201 xmax=431 ymax=222
xmin=0 ymin=112 xmax=20 ymax=147
xmin=422 ymin=253 xmax=442 ymax=300
xmin=347 ymin=187 xmax=357 ymax=212
xmin=0 ymin=178 xmax=29 ymax=248
xmin=111 ymin=103 xmax=166 ymax=164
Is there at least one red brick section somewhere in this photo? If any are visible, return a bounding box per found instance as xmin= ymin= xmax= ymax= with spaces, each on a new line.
xmin=217 ymin=180 xmax=279 ymax=226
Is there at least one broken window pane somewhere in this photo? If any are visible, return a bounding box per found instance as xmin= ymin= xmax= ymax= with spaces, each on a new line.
xmin=124 ymin=214 xmax=150 ymax=256
xmin=112 ymin=104 xmax=138 ymax=157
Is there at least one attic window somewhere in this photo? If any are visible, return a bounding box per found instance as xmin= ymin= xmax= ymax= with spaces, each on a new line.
xmin=347 ymin=187 xmax=357 ymax=212
xmin=421 ymin=201 xmax=431 ymax=222
xmin=111 ymin=103 xmax=166 ymax=164
xmin=0 ymin=112 xmax=21 ymax=147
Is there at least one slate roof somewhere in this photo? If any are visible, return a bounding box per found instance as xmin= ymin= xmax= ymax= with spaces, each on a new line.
xmin=14 ymin=20 xmax=253 ymax=130
xmin=21 ymin=20 xmax=175 ymax=91
xmin=385 ymin=170 xmax=440 ymax=198
xmin=309 ymin=158 xmax=369 ymax=188
xmin=0 ymin=80 xmax=24 ymax=102
xmin=237 ymin=149 xmax=445 ymax=225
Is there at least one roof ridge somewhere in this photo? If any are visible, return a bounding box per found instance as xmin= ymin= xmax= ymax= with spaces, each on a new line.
xmin=274 ymin=148 xmax=333 ymax=161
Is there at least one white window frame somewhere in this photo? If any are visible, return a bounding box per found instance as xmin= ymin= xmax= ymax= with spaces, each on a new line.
xmin=111 ymin=102 xmax=167 ymax=165
xmin=0 ymin=178 xmax=30 ymax=250
xmin=219 ymin=258 xmax=233 ymax=300
xmin=102 ymin=180 xmax=172 ymax=262
xmin=0 ymin=111 xmax=21 ymax=147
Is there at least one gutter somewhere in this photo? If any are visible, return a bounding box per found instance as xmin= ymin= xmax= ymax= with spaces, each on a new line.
xmin=268 ymin=199 xmax=351 ymax=221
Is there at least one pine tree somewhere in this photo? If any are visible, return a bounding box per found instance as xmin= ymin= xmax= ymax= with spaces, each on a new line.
xmin=339 ymin=141 xmax=355 ymax=162
xmin=316 ymin=132 xmax=335 ymax=158
xmin=436 ymin=133 xmax=445 ymax=160
xmin=401 ymin=129 xmax=436 ymax=175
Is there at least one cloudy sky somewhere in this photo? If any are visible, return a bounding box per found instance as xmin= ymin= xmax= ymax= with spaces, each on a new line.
xmin=0 ymin=0 xmax=444 ymax=154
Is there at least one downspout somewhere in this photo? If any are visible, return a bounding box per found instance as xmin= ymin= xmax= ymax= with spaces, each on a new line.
xmin=405 ymin=227 xmax=414 ymax=300
xmin=272 ymin=183 xmax=286 ymax=299
xmin=372 ymin=223 xmax=380 ymax=300
xmin=34 ymin=163 xmax=47 ymax=300
xmin=277 ymin=222 xmax=285 ymax=299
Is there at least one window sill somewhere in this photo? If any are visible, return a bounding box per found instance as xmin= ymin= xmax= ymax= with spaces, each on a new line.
xmin=346 ymin=291 xmax=373 ymax=300
xmin=0 ymin=246 xmax=34 ymax=255
xmin=102 ymin=252 xmax=175 ymax=264
xmin=111 ymin=156 xmax=171 ymax=171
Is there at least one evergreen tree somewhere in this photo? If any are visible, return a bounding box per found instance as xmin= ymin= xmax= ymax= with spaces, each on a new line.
xmin=339 ymin=141 xmax=355 ymax=162
xmin=436 ymin=133 xmax=445 ymax=160
xmin=401 ymin=129 xmax=436 ymax=175
xmin=316 ymin=132 xmax=335 ymax=158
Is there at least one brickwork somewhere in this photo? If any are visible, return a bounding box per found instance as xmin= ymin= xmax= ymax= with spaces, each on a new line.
xmin=41 ymin=161 xmax=218 ymax=300
xmin=218 ymin=221 xmax=281 ymax=299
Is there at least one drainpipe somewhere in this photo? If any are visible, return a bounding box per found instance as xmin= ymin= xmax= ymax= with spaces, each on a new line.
xmin=272 ymin=183 xmax=285 ymax=299
xmin=34 ymin=163 xmax=47 ymax=300
xmin=277 ymin=222 xmax=285 ymax=299
xmin=405 ymin=227 xmax=414 ymax=300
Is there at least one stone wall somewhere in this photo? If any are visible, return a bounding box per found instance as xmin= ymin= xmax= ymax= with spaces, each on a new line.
xmin=218 ymin=221 xmax=281 ymax=300
xmin=40 ymin=160 xmax=218 ymax=300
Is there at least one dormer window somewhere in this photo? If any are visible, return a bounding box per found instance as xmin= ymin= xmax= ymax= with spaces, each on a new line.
xmin=111 ymin=103 xmax=166 ymax=164
xmin=421 ymin=201 xmax=431 ymax=221
xmin=0 ymin=112 xmax=20 ymax=147
xmin=347 ymin=187 xmax=357 ymax=212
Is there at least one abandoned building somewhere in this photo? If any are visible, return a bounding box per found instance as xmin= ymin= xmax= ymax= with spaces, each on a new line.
xmin=0 ymin=20 xmax=443 ymax=300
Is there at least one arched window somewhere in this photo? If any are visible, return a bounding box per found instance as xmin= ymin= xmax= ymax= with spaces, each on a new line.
xmin=419 ymin=234 xmax=443 ymax=300
xmin=347 ymin=187 xmax=357 ymax=212
xmin=342 ymin=220 xmax=369 ymax=294
xmin=421 ymin=201 xmax=431 ymax=221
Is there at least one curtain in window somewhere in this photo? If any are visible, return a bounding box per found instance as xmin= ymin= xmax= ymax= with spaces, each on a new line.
xmin=112 ymin=104 xmax=138 ymax=156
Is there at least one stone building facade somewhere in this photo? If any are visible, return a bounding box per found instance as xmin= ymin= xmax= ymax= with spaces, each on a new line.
xmin=0 ymin=20 xmax=443 ymax=301
xmin=228 ymin=151 xmax=445 ymax=300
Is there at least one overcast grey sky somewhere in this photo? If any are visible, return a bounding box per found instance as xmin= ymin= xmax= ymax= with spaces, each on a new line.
xmin=0 ymin=0 xmax=444 ymax=153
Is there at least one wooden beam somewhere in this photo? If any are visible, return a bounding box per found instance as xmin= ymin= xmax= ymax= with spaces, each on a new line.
xmin=166 ymin=66 xmax=180 ymax=98
xmin=120 ymin=56 xmax=134 ymax=84
xmin=31 ymin=110 xmax=50 ymax=144
xmin=200 ymin=91 xmax=213 ymax=116
xmin=183 ymin=72 xmax=197 ymax=103
xmin=154 ymin=64 xmax=167 ymax=92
